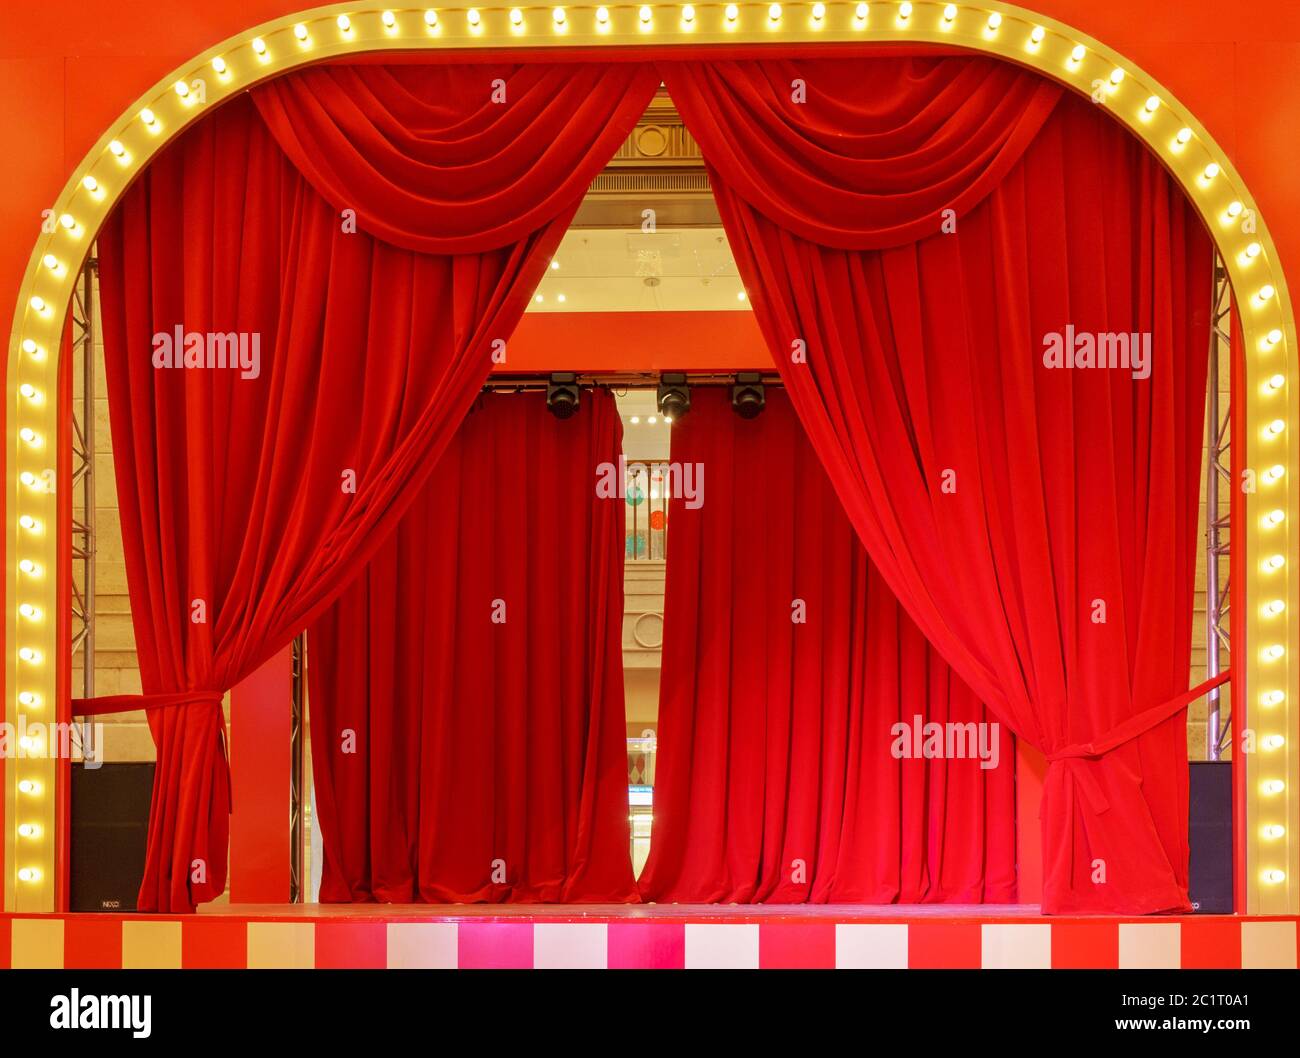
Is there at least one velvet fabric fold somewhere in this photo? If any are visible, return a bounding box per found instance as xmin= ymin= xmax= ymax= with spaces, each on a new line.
xmin=87 ymin=63 xmax=653 ymax=912
xmin=308 ymin=391 xmax=636 ymax=903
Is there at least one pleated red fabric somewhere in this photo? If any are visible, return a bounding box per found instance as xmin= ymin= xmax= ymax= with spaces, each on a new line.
xmin=87 ymin=64 xmax=655 ymax=912
xmin=307 ymin=391 xmax=637 ymax=903
xmin=662 ymin=56 xmax=1061 ymax=249
xmin=670 ymin=63 xmax=1211 ymax=913
xmin=638 ymin=389 xmax=1016 ymax=903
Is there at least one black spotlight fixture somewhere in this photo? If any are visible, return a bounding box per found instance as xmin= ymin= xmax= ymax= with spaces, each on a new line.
xmin=731 ymin=371 xmax=766 ymax=419
xmin=657 ymin=372 xmax=691 ymax=421
xmin=546 ymin=372 xmax=581 ymax=419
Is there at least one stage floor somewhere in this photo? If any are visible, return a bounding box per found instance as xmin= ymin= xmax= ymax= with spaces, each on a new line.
xmin=200 ymin=901 xmax=1049 ymax=920
xmin=3 ymin=903 xmax=1297 ymax=970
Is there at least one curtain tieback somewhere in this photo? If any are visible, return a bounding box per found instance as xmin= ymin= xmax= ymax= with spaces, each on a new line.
xmin=72 ymin=690 xmax=226 ymax=717
xmin=1044 ymin=671 xmax=1231 ymax=815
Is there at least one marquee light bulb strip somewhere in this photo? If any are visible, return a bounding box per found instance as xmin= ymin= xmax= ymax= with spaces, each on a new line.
xmin=5 ymin=2 xmax=1296 ymax=916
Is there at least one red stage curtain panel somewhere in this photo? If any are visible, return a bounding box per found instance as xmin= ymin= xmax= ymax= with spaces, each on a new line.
xmin=637 ymin=389 xmax=1016 ymax=904
xmin=307 ymin=391 xmax=636 ymax=903
xmin=88 ymin=63 xmax=657 ymax=912
xmin=666 ymin=58 xmax=1212 ymax=913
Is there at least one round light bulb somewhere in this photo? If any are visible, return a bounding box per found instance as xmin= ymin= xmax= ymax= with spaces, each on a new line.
xmin=1263 ymin=734 xmax=1286 ymax=750
xmin=1263 ymin=779 xmax=1285 ymax=794
xmin=19 ymin=604 xmax=41 ymax=620
xmin=18 ymin=780 xmax=39 ymax=794
xmin=109 ymin=140 xmax=125 ymax=158
xmin=641 ymin=5 xmax=653 ymax=23
xmin=769 ymin=3 xmax=781 ymax=22
xmin=683 ymin=4 xmax=696 ymax=21
xmin=1246 ymin=242 xmax=1262 ymax=259
xmin=42 ymin=254 xmax=58 ymax=271
xmin=18 ymin=559 xmax=39 ymax=575
xmin=22 ymin=339 xmax=40 ymax=355
xmin=29 ymin=296 xmax=45 ymax=313
xmin=1263 ymin=869 xmax=1286 ymax=884
xmin=1264 ymin=463 xmax=1285 ymax=482
xmin=19 ymin=472 xmax=37 ymax=488
xmin=726 ymin=3 xmax=739 ymax=20
xmin=1263 ymin=824 xmax=1286 ymax=839
xmin=19 ymin=427 xmax=41 ymax=445
xmin=1265 ymin=508 xmax=1285 ymax=526
xmin=1070 ymin=44 xmax=1086 ymax=62
xmin=19 ymin=515 xmax=39 ymax=531
xmin=899 ymin=1 xmax=912 ymax=19
xmin=855 ymin=2 xmax=868 ymax=20
xmin=469 ymin=9 xmax=481 ymax=26
xmin=174 ymin=80 xmax=190 ymax=99
xmin=212 ymin=57 xmax=228 ymax=75
xmin=1203 ymin=162 xmax=1220 ymax=180
xmin=987 ymin=12 xmax=1001 ymax=30
xmin=1030 ymin=26 xmax=1045 ymax=44
xmin=1226 ymin=200 xmax=1243 ymax=217
xmin=1144 ymin=96 xmax=1160 ymax=113
xmin=510 ymin=8 xmax=523 ymax=24
xmin=1264 ymin=554 xmax=1285 ymax=572
xmin=1266 ymin=328 xmax=1283 ymax=346
xmin=18 ymin=867 xmax=41 ymax=883
xmin=294 ymin=23 xmax=309 ymax=40
xmin=812 ymin=3 xmax=825 ymax=21
xmin=59 ymin=213 xmax=77 ymax=230
xmin=943 ymin=4 xmax=956 ymax=21
xmin=552 ymin=7 xmax=565 ymax=25
xmin=383 ymin=10 xmax=397 ymax=28
xmin=1109 ymin=68 xmax=1125 ymax=86
xmin=597 ymin=6 xmax=610 ymax=23
xmin=82 ymin=176 xmax=99 ymax=193
xmin=1263 ymin=690 xmax=1285 ymax=706
xmin=18 ymin=691 xmax=39 ymax=706
xmin=19 ymin=384 xmax=39 ymax=401
xmin=1258 ymin=284 xmax=1276 ymax=301
xmin=425 ymin=10 xmax=438 ymax=27
xmin=1267 ymin=418 xmax=1285 ymax=436
xmin=1268 ymin=374 xmax=1285 ymax=391
xmin=251 ymin=38 xmax=267 ymax=56
xmin=1265 ymin=599 xmax=1285 ymax=616
xmin=1264 ymin=644 xmax=1285 ymax=660
xmin=18 ymin=647 xmax=42 ymax=663
xmin=337 ymin=14 xmax=352 ymax=32
xmin=18 ymin=824 xmax=40 ymax=839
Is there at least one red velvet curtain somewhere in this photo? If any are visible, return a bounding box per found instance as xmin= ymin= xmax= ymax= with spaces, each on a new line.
xmin=638 ymin=389 xmax=1015 ymax=903
xmin=666 ymin=57 xmax=1212 ymax=913
xmin=87 ymin=63 xmax=657 ymax=912
xmin=307 ymin=390 xmax=636 ymax=903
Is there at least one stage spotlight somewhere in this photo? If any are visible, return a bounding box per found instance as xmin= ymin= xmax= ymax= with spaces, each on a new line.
xmin=731 ymin=372 xmax=766 ymax=419
xmin=546 ymin=372 xmax=581 ymax=419
xmin=657 ymin=372 xmax=691 ymax=420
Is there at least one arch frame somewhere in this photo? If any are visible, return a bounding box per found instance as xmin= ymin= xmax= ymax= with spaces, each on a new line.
xmin=5 ymin=1 xmax=1295 ymax=915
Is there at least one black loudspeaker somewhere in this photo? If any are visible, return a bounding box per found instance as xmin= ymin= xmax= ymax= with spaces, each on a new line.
xmin=70 ymin=762 xmax=155 ymax=912
xmin=1188 ymin=760 xmax=1233 ymax=914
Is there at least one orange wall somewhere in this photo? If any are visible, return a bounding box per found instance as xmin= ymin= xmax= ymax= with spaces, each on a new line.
xmin=506 ymin=311 xmax=771 ymax=371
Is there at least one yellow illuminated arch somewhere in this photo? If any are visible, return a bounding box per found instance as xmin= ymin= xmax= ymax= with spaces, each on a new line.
xmin=6 ymin=2 xmax=1296 ymax=915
